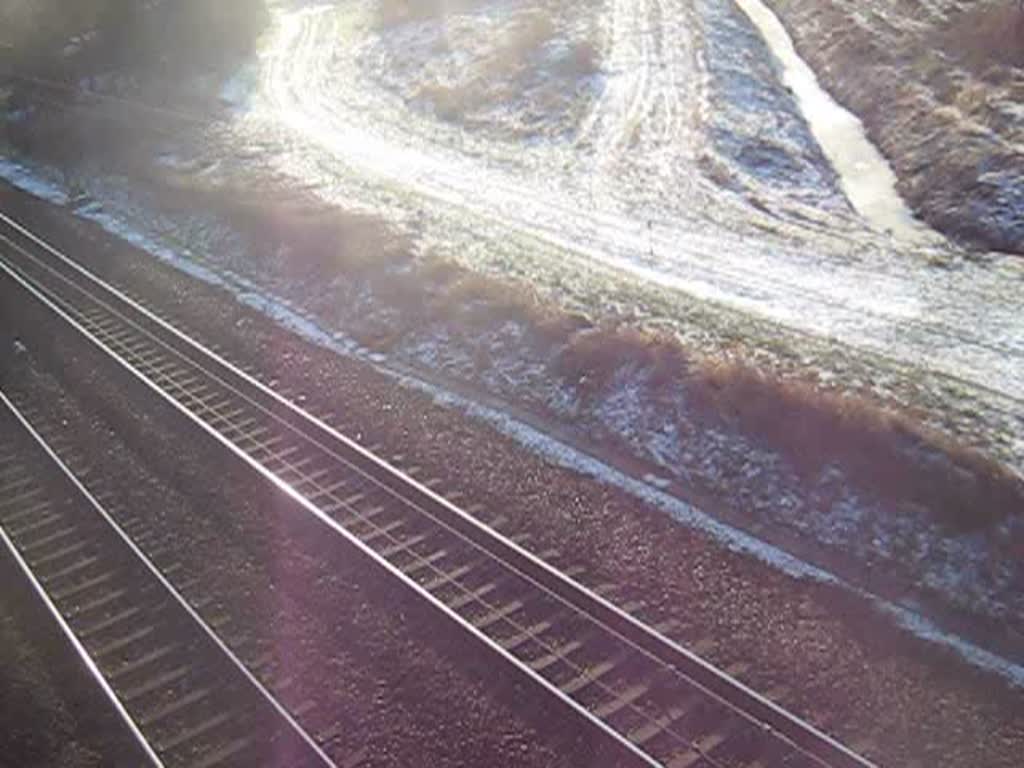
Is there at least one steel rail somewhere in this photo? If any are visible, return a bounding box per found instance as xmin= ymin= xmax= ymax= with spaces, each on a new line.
xmin=0 ymin=526 xmax=165 ymax=768
xmin=0 ymin=210 xmax=877 ymax=768
xmin=0 ymin=236 xmax=662 ymax=768
xmin=0 ymin=389 xmax=337 ymax=768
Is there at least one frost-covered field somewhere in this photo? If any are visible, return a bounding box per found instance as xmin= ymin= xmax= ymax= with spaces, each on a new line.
xmin=762 ymin=0 xmax=1024 ymax=256
xmin=236 ymin=0 xmax=1023 ymax=409
xmin=226 ymin=0 xmax=1024 ymax=489
xmin=3 ymin=0 xmax=1024 ymax=680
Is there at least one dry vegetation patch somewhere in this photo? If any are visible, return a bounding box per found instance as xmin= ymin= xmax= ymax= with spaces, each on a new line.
xmin=688 ymin=361 xmax=1023 ymax=533
xmin=940 ymin=4 xmax=1024 ymax=71
xmin=555 ymin=322 xmax=1023 ymax=534
xmin=764 ymin=0 xmax=1024 ymax=254
xmin=196 ymin=179 xmax=1024 ymax=542
xmin=365 ymin=0 xmax=601 ymax=139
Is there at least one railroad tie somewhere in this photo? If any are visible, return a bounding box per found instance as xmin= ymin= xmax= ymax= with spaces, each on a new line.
xmin=422 ymin=563 xmax=475 ymax=592
xmin=500 ymin=620 xmax=553 ymax=653
xmin=400 ymin=548 xmax=448 ymax=576
xmin=292 ymin=467 xmax=335 ymax=491
xmin=93 ymin=625 xmax=159 ymax=660
xmin=52 ymin=571 xmax=117 ymax=602
xmin=157 ymin=710 xmax=234 ymax=752
xmin=472 ymin=600 xmax=525 ymax=631
xmin=592 ymin=683 xmax=650 ymax=719
xmin=21 ymin=525 xmax=81 ymax=553
xmin=446 ymin=581 xmax=499 ymax=611
xmin=140 ymin=687 xmax=215 ymax=728
xmin=72 ymin=587 xmax=129 ymax=617
xmin=44 ymin=554 xmax=101 ymax=583
xmin=380 ymin=533 xmax=430 ymax=558
xmin=189 ymin=735 xmax=256 ymax=768
xmin=108 ymin=644 xmax=181 ymax=682
xmin=0 ymin=486 xmax=47 ymax=514
xmin=665 ymin=721 xmax=745 ymax=768
xmin=78 ymin=605 xmax=145 ymax=639
xmin=530 ymin=639 xmax=585 ymax=674
xmin=359 ymin=519 xmax=405 ymax=545
xmin=0 ymin=472 xmax=34 ymax=493
xmin=337 ymin=504 xmax=386 ymax=528
xmin=0 ymin=495 xmax=51 ymax=528
xmin=628 ymin=701 xmax=694 ymax=746
xmin=560 ymin=658 xmax=619 ymax=695
xmin=121 ymin=664 xmax=192 ymax=703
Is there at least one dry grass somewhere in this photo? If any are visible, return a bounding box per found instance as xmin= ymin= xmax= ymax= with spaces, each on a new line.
xmin=432 ymin=270 xmax=548 ymax=324
xmin=554 ymin=323 xmax=1022 ymax=533
xmin=227 ymin=201 xmax=407 ymax=274
xmin=422 ymin=275 xmax=1024 ymax=533
xmin=408 ymin=10 xmax=561 ymax=119
xmin=159 ymin=184 xmax=414 ymax=279
xmin=379 ymin=4 xmax=595 ymax=129
xmin=375 ymin=0 xmax=481 ymax=29
xmin=153 ymin=178 xmax=1024 ymax=536
xmin=555 ymin=325 xmax=688 ymax=397
xmin=556 ymin=39 xmax=600 ymax=79
xmin=390 ymin=261 xmax=588 ymax=353
xmin=940 ymin=3 xmax=1024 ymax=71
xmin=688 ymin=361 xmax=1023 ymax=532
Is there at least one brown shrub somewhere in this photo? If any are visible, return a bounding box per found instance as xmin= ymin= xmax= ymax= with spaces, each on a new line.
xmin=168 ymin=187 xmax=414 ymax=278
xmin=375 ymin=0 xmax=482 ymax=28
xmin=554 ymin=323 xmax=1023 ymax=533
xmin=939 ymin=4 xmax=1024 ymax=72
xmin=689 ymin=361 xmax=1023 ymax=532
xmin=416 ymin=256 xmax=464 ymax=287
xmin=429 ymin=269 xmax=559 ymax=331
xmin=555 ymin=326 xmax=689 ymax=398
xmin=561 ymin=40 xmax=600 ymax=79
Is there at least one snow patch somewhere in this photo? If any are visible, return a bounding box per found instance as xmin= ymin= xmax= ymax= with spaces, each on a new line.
xmin=0 ymin=159 xmax=70 ymax=206
xmin=884 ymin=604 xmax=1024 ymax=688
xmin=220 ymin=67 xmax=255 ymax=111
xmin=643 ymin=473 xmax=673 ymax=489
xmin=732 ymin=0 xmax=938 ymax=244
xmin=234 ymin=290 xmax=370 ymax=359
xmin=74 ymin=206 xmax=230 ymax=290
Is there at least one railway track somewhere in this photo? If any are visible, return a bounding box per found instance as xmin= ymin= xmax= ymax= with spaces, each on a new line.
xmin=0 ymin=391 xmax=335 ymax=768
xmin=0 ymin=210 xmax=877 ymax=768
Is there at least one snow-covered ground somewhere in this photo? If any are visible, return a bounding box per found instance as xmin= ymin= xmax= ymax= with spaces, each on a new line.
xmin=219 ymin=0 xmax=1024 ymax=497
xmin=235 ymin=0 xmax=1023 ymax=412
